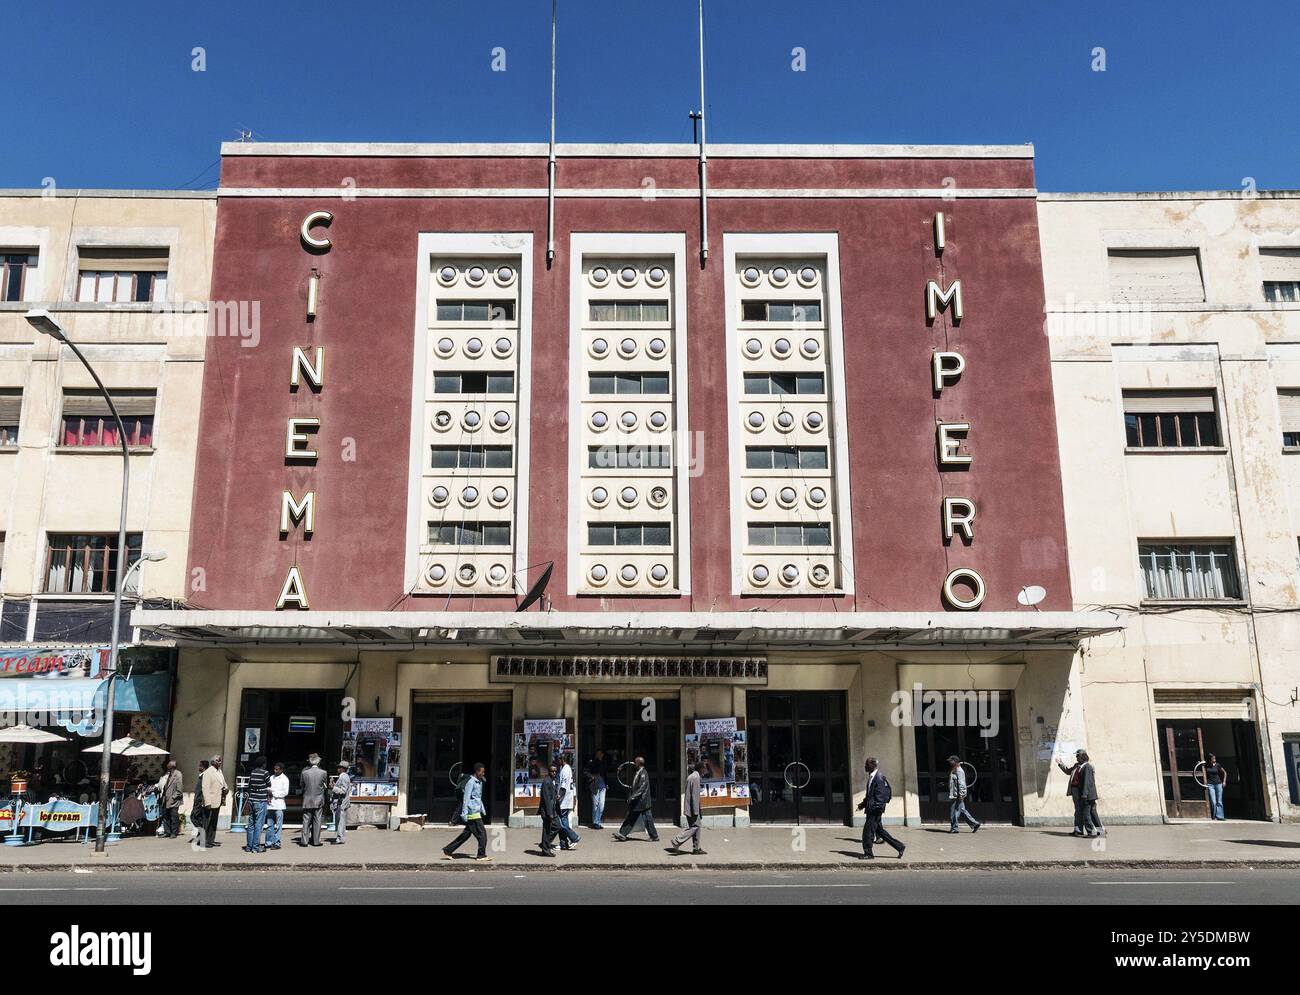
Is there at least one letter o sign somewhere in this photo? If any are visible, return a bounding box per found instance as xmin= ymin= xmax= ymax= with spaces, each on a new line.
xmin=300 ymin=210 xmax=334 ymax=250
xmin=942 ymin=567 xmax=986 ymax=610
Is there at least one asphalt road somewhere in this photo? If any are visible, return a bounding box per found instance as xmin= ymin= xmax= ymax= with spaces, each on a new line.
xmin=1 ymin=868 xmax=1296 ymax=904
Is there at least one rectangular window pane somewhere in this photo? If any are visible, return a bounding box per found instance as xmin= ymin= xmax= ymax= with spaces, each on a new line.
xmin=747 ymin=525 xmax=775 ymax=546
xmin=805 ymin=524 xmax=831 ymax=546
xmin=742 ymin=301 xmax=765 ymax=321
xmin=796 ymin=373 xmax=824 ymax=394
xmin=434 ymin=374 xmax=460 ymax=393
xmin=743 ymin=374 xmax=768 ymax=395
xmin=1137 ymin=543 xmax=1240 ymax=600
xmin=588 ymin=525 xmax=615 ymax=546
xmin=643 ymin=302 xmax=668 ymax=321
xmin=774 ymin=524 xmax=803 ymax=546
xmin=487 ymin=373 xmax=514 ymax=393
xmin=484 ymin=447 xmax=512 ymax=469
xmin=615 ymin=524 xmax=642 ymax=546
xmin=746 ymin=447 xmax=770 ymax=470
xmin=642 ymin=524 xmax=671 ymax=546
xmin=483 ymin=523 xmax=511 ymax=545
xmin=799 ymin=447 xmax=828 ymax=469
xmin=589 ymin=374 xmax=615 ymax=395
xmin=436 ymin=303 xmax=461 ymax=320
xmin=589 ymin=302 xmax=616 ymax=322
xmin=642 ymin=374 xmax=668 ymax=394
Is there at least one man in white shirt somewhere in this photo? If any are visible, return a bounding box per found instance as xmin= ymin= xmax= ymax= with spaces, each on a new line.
xmin=556 ymin=757 xmax=581 ymax=851
xmin=264 ymin=761 xmax=290 ymax=850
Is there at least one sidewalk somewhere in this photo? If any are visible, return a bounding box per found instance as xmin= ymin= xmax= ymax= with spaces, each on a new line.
xmin=3 ymin=821 xmax=1300 ymax=872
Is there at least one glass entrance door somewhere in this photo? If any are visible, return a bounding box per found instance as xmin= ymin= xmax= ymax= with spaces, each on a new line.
xmin=578 ymin=698 xmax=680 ymax=825
xmin=408 ymin=700 xmax=511 ymax=824
xmin=914 ymin=693 xmax=1018 ymax=824
xmin=746 ymin=692 xmax=849 ymax=824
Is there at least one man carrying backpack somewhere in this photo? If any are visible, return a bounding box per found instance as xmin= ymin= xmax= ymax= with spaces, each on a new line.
xmin=858 ymin=757 xmax=905 ymax=860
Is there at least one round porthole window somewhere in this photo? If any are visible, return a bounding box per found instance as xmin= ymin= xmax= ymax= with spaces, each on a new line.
xmin=780 ymin=563 xmax=800 ymax=585
xmin=589 ymin=410 xmax=609 ymax=431
xmin=810 ymin=563 xmax=831 ymax=587
xmin=807 ymin=485 xmax=828 ymax=508
xmin=747 ymin=486 xmax=768 ymax=508
xmin=620 ymin=411 xmax=638 ymax=430
xmin=488 ymin=564 xmax=509 ymax=585
xmin=648 ymin=563 xmax=670 ymax=586
xmin=618 ymin=337 xmax=638 ymax=358
xmin=646 ymin=266 xmax=667 ymax=287
xmin=618 ymin=266 xmax=638 ymax=287
xmin=437 ymin=265 xmax=458 ymax=286
xmin=464 ymin=337 xmax=484 ymax=357
xmin=429 ymin=485 xmax=449 ymax=507
xmin=590 ymin=337 xmax=610 ymax=358
xmin=493 ymin=336 xmax=513 ymax=357
xmin=462 ymin=411 xmax=482 ymax=430
xmin=740 ymin=266 xmax=761 ymax=287
xmin=426 ymin=563 xmax=448 ymax=585
xmin=619 ymin=486 xmax=639 ymax=507
xmin=460 ymin=485 xmax=480 ymax=507
xmin=589 ymin=266 xmax=610 ymax=287
xmin=436 ymin=337 xmax=455 ymax=357
xmin=747 ymin=411 xmax=766 ymax=431
xmin=775 ymin=411 xmax=795 ymax=431
xmin=800 ymin=338 xmax=821 ymax=358
xmin=648 ymin=410 xmax=668 ymax=431
xmin=492 ymin=410 xmax=512 ymax=430
xmin=457 ymin=563 xmax=478 ymax=585
xmin=770 ymin=266 xmax=790 ymax=287
xmin=744 ymin=338 xmax=763 ymax=358
xmin=772 ymin=338 xmax=792 ymax=358
xmin=778 ymin=486 xmax=798 ymax=507
xmin=797 ymin=266 xmax=819 ymax=288
xmin=804 ymin=411 xmax=824 ymax=431
xmin=648 ymin=485 xmax=669 ymax=508
xmin=618 ymin=564 xmax=639 ymax=585
xmin=465 ymin=266 xmax=486 ymax=286
xmin=494 ymin=264 xmax=516 ymax=286
xmin=432 ymin=410 xmax=453 ymax=431
xmin=588 ymin=563 xmax=609 ymax=586
xmin=490 ymin=485 xmax=510 ymax=506
xmin=647 ymin=337 xmax=667 ymax=358
xmin=749 ymin=563 xmax=771 ymax=586
xmin=589 ymin=486 xmax=609 ymax=508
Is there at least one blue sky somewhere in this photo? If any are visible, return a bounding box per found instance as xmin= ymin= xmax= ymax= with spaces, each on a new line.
xmin=6 ymin=0 xmax=1297 ymax=191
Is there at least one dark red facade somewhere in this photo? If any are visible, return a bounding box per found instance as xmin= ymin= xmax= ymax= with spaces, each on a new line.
xmin=189 ymin=147 xmax=1072 ymax=613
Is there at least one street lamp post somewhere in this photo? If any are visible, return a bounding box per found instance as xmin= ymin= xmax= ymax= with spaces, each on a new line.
xmin=24 ymin=308 xmax=163 ymax=853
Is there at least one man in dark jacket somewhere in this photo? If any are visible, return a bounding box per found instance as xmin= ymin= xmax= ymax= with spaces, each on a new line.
xmin=538 ymin=764 xmax=561 ymax=856
xmin=613 ymin=755 xmax=659 ymax=842
xmin=858 ymin=757 xmax=905 ymax=859
xmin=1058 ymin=748 xmax=1103 ymax=837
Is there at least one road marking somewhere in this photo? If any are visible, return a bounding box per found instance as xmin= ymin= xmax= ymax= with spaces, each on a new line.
xmin=0 ymin=887 xmax=116 ymax=892
xmin=338 ymin=886 xmax=494 ymax=892
xmin=714 ymin=883 xmax=871 ymax=890
xmin=1090 ymin=881 xmax=1234 ymax=886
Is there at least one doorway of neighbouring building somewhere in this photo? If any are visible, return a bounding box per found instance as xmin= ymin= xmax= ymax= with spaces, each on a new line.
xmin=746 ymin=691 xmax=850 ymax=824
xmin=236 ymin=689 xmax=344 ymax=821
xmin=578 ymin=697 xmax=680 ymax=826
xmin=408 ymin=699 xmax=512 ymax=824
xmin=1157 ymin=718 xmax=1266 ymax=820
xmin=913 ymin=692 xmax=1019 ymax=825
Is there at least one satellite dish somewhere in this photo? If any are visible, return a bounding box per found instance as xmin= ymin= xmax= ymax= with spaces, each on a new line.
xmin=516 ymin=562 xmax=554 ymax=613
xmin=1017 ymin=585 xmax=1047 ymax=608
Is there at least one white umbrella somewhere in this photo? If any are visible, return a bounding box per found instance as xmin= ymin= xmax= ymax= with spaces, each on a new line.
xmin=82 ymin=737 xmax=170 ymax=757
xmin=0 ymin=724 xmax=69 ymax=744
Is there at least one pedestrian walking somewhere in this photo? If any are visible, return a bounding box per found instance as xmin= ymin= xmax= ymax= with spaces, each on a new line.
xmin=669 ymin=760 xmax=707 ymax=855
xmin=155 ymin=761 xmax=183 ymax=839
xmin=947 ymin=755 xmax=981 ymax=834
xmin=1058 ymin=749 xmax=1103 ymax=836
xmin=299 ymin=753 xmax=327 ymax=847
xmin=330 ymin=760 xmax=351 ymax=844
xmin=189 ymin=760 xmax=209 ymax=845
xmin=556 ymin=756 xmax=581 ymax=850
xmin=586 ymin=750 xmax=607 ymax=829
xmin=1204 ymin=753 xmax=1226 ymax=820
xmin=242 ymin=756 xmax=271 ymax=853
xmin=538 ymin=763 xmax=561 ymax=856
xmin=199 ymin=755 xmax=229 ymax=849
xmin=264 ymin=762 xmax=289 ymax=849
xmin=613 ymin=755 xmax=659 ymax=842
xmin=857 ymin=757 xmax=905 ymax=859
xmin=442 ymin=762 xmax=491 ymax=861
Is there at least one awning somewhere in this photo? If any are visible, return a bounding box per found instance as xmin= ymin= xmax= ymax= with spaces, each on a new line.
xmin=131 ymin=608 xmax=1124 ymax=652
xmin=0 ymin=672 xmax=172 ymax=736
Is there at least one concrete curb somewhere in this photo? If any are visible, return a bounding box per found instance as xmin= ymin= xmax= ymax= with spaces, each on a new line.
xmin=4 ymin=858 xmax=1300 ymax=873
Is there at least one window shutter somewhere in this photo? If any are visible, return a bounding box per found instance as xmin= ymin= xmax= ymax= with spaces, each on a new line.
xmin=1108 ymin=249 xmax=1205 ymax=303
xmin=0 ymin=390 xmax=21 ymax=424
xmin=1279 ymin=390 xmax=1300 ymax=432
xmin=1122 ymin=390 xmax=1215 ymax=414
xmin=76 ymin=247 xmax=169 ymax=272
xmin=62 ymin=390 xmax=156 ymax=417
xmin=1260 ymin=248 xmax=1300 ymax=282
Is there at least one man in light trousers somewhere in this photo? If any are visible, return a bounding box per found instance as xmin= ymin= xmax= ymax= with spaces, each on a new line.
xmin=669 ymin=760 xmax=706 ymax=855
xmin=330 ymin=760 xmax=351 ymax=844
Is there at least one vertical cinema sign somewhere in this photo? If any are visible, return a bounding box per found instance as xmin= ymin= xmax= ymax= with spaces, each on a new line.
xmin=928 ymin=212 xmax=984 ymax=610
xmin=275 ymin=210 xmax=331 ymax=609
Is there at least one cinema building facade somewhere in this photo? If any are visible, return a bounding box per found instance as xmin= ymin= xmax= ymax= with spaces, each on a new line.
xmin=135 ymin=142 xmax=1121 ymax=829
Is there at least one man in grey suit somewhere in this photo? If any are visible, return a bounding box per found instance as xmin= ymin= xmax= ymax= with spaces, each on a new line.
xmin=669 ymin=760 xmax=706 ymax=855
xmin=299 ymin=753 xmax=327 ymax=847
xmin=612 ymin=755 xmax=659 ymax=842
xmin=330 ymin=760 xmax=351 ymax=844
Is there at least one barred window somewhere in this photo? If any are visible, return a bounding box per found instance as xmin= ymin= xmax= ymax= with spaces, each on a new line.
xmin=44 ymin=533 xmax=143 ymax=594
xmin=1123 ymin=391 xmax=1219 ymax=449
xmin=1138 ymin=542 xmax=1241 ymax=601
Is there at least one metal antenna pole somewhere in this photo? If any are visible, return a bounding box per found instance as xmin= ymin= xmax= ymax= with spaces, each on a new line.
xmin=697 ymin=0 xmax=709 ymax=265
xmin=547 ymin=0 xmax=557 ymax=267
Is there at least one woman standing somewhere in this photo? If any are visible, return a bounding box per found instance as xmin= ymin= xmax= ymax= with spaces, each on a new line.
xmin=1204 ymin=753 xmax=1227 ymax=820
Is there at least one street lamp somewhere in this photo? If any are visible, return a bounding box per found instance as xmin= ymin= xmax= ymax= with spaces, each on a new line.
xmin=24 ymin=308 xmax=159 ymax=853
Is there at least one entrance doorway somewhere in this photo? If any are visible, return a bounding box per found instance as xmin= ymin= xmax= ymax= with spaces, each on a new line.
xmin=913 ymin=692 xmax=1019 ymax=824
xmin=408 ymin=699 xmax=512 ymax=824
xmin=746 ymin=691 xmax=850 ymax=824
xmin=236 ymin=689 xmax=344 ymax=820
xmin=578 ymin=697 xmax=680 ymax=825
xmin=1157 ymin=718 xmax=1266 ymax=820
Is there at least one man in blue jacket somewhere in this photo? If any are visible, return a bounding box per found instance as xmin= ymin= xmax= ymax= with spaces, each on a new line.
xmin=442 ymin=762 xmax=491 ymax=861
xmin=858 ymin=757 xmax=905 ymax=860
